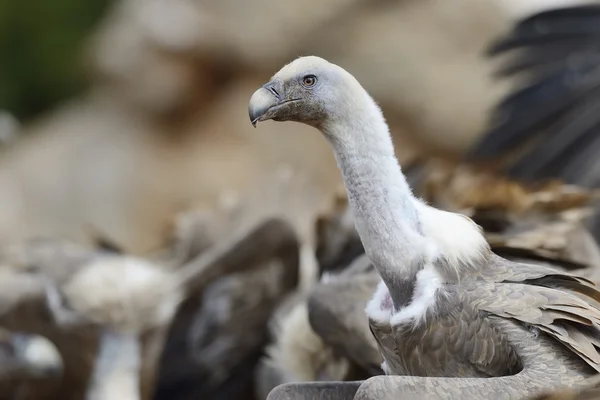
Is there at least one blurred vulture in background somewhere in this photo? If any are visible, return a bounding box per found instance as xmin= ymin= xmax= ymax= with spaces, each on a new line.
xmin=155 ymin=216 xmax=300 ymax=400
xmin=253 ymin=199 xmax=379 ymax=399
xmin=468 ymin=3 xmax=600 ymax=240
xmin=0 ymin=217 xmax=300 ymax=400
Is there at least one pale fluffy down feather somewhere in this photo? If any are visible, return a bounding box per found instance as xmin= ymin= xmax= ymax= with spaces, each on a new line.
xmin=381 ymin=361 xmax=392 ymax=375
xmin=389 ymin=266 xmax=442 ymax=326
xmin=263 ymin=300 xmax=349 ymax=382
xmin=365 ymin=204 xmax=486 ymax=325
xmin=416 ymin=201 xmax=490 ymax=281
xmin=366 ymin=266 xmax=443 ymax=326
xmin=365 ymin=280 xmax=393 ymax=325
xmin=59 ymin=256 xmax=184 ymax=333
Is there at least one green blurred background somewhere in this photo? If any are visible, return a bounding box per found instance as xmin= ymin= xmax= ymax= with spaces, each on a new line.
xmin=0 ymin=0 xmax=112 ymax=121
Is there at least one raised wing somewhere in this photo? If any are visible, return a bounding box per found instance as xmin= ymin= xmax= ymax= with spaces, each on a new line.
xmin=468 ymin=5 xmax=600 ymax=188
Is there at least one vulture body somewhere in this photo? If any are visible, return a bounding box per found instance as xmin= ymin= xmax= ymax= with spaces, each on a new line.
xmin=249 ymin=56 xmax=600 ymax=399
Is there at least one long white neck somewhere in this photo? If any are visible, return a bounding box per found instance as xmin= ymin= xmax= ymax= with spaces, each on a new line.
xmin=322 ymin=90 xmax=488 ymax=310
xmin=87 ymin=329 xmax=141 ymax=400
xmin=322 ymin=94 xmax=432 ymax=309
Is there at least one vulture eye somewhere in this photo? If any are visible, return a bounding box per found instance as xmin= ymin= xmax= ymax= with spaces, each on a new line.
xmin=302 ymin=75 xmax=317 ymax=88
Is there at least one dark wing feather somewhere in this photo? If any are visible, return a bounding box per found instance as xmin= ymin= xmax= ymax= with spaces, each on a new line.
xmin=468 ymin=4 xmax=600 ymax=188
xmin=487 ymin=5 xmax=600 ymax=55
xmin=506 ymin=93 xmax=600 ymax=182
xmin=494 ymin=42 xmax=599 ymax=78
xmin=473 ymin=68 xmax=597 ymax=159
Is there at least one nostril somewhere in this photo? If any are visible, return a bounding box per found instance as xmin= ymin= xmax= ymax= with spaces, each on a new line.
xmin=262 ymin=82 xmax=282 ymax=100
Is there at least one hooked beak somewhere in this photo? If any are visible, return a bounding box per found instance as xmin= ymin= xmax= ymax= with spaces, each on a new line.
xmin=249 ymin=81 xmax=304 ymax=127
xmin=249 ymin=82 xmax=281 ymax=127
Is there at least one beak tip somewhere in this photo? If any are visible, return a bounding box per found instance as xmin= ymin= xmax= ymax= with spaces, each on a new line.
xmin=249 ymin=84 xmax=280 ymax=129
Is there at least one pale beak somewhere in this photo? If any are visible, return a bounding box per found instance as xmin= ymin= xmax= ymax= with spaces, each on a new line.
xmin=248 ymin=81 xmax=282 ymax=127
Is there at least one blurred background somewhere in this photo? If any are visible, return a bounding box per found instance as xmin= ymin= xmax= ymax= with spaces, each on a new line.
xmin=0 ymin=0 xmax=538 ymax=253
xmin=0 ymin=0 xmax=598 ymax=399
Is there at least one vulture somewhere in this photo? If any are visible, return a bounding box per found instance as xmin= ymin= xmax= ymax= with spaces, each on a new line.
xmin=249 ymin=56 xmax=600 ymax=399
xmin=277 ymin=161 xmax=600 ymax=400
xmin=254 ymin=253 xmax=381 ymax=400
xmin=254 ymin=201 xmax=377 ymax=400
xmin=254 ymin=289 xmax=353 ymax=399
xmin=156 ymin=214 xmax=300 ymax=400
xmin=467 ymin=3 xmax=600 ymax=239
xmin=0 ymin=218 xmax=299 ymax=400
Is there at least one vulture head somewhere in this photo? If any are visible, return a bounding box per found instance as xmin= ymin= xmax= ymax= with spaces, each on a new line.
xmin=249 ymin=56 xmax=367 ymax=131
xmin=0 ymin=329 xmax=63 ymax=379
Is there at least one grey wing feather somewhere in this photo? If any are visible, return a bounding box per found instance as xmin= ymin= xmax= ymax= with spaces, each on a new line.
xmin=307 ymin=269 xmax=383 ymax=374
xmin=469 ymin=257 xmax=600 ymax=373
xmin=478 ymin=254 xmax=598 ymax=288
xmin=376 ymin=293 xmax=521 ymax=378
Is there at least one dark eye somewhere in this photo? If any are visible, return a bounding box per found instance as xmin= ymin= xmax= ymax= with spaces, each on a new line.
xmin=302 ymin=75 xmax=317 ymax=88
